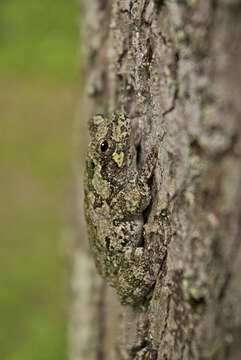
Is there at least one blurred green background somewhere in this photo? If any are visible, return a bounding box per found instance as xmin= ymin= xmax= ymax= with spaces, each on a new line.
xmin=0 ymin=1 xmax=79 ymax=359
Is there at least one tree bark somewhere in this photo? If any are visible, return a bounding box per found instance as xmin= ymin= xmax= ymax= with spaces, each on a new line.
xmin=70 ymin=1 xmax=241 ymax=359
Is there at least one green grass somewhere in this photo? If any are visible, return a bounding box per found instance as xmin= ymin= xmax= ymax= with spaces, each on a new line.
xmin=0 ymin=0 xmax=79 ymax=82
xmin=0 ymin=81 xmax=77 ymax=360
xmin=0 ymin=1 xmax=79 ymax=359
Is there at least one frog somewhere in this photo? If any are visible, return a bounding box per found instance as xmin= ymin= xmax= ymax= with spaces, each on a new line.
xmin=84 ymin=112 xmax=161 ymax=305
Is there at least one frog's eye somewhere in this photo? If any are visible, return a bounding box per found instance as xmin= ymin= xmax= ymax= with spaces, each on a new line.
xmin=100 ymin=140 xmax=109 ymax=152
xmin=98 ymin=139 xmax=113 ymax=155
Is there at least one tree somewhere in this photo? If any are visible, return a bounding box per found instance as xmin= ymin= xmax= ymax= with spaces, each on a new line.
xmin=70 ymin=1 xmax=241 ymax=359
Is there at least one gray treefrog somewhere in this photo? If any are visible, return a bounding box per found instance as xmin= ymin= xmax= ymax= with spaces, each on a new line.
xmin=84 ymin=112 xmax=160 ymax=305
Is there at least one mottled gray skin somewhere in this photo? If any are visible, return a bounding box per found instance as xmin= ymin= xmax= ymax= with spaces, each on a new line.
xmin=84 ymin=113 xmax=158 ymax=305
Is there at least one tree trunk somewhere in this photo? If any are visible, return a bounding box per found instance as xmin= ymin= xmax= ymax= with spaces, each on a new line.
xmin=70 ymin=1 xmax=241 ymax=359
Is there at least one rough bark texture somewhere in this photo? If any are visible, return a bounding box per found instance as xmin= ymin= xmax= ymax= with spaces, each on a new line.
xmin=70 ymin=1 xmax=241 ymax=359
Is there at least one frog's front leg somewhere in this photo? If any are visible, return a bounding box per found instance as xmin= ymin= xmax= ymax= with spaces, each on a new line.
xmin=111 ymin=145 xmax=158 ymax=218
xmin=110 ymin=182 xmax=151 ymax=220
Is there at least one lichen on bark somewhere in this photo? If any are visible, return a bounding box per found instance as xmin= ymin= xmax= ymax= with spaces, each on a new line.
xmin=70 ymin=1 xmax=241 ymax=359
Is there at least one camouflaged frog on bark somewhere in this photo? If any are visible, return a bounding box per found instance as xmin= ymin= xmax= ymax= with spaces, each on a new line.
xmin=84 ymin=113 xmax=160 ymax=305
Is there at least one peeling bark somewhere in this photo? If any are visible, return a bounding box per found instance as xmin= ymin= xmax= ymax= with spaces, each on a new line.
xmin=70 ymin=1 xmax=241 ymax=359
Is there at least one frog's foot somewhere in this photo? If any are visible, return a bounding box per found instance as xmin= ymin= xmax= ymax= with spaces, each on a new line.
xmin=116 ymin=247 xmax=161 ymax=306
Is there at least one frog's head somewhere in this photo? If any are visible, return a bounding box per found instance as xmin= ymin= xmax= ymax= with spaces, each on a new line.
xmin=88 ymin=113 xmax=132 ymax=180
